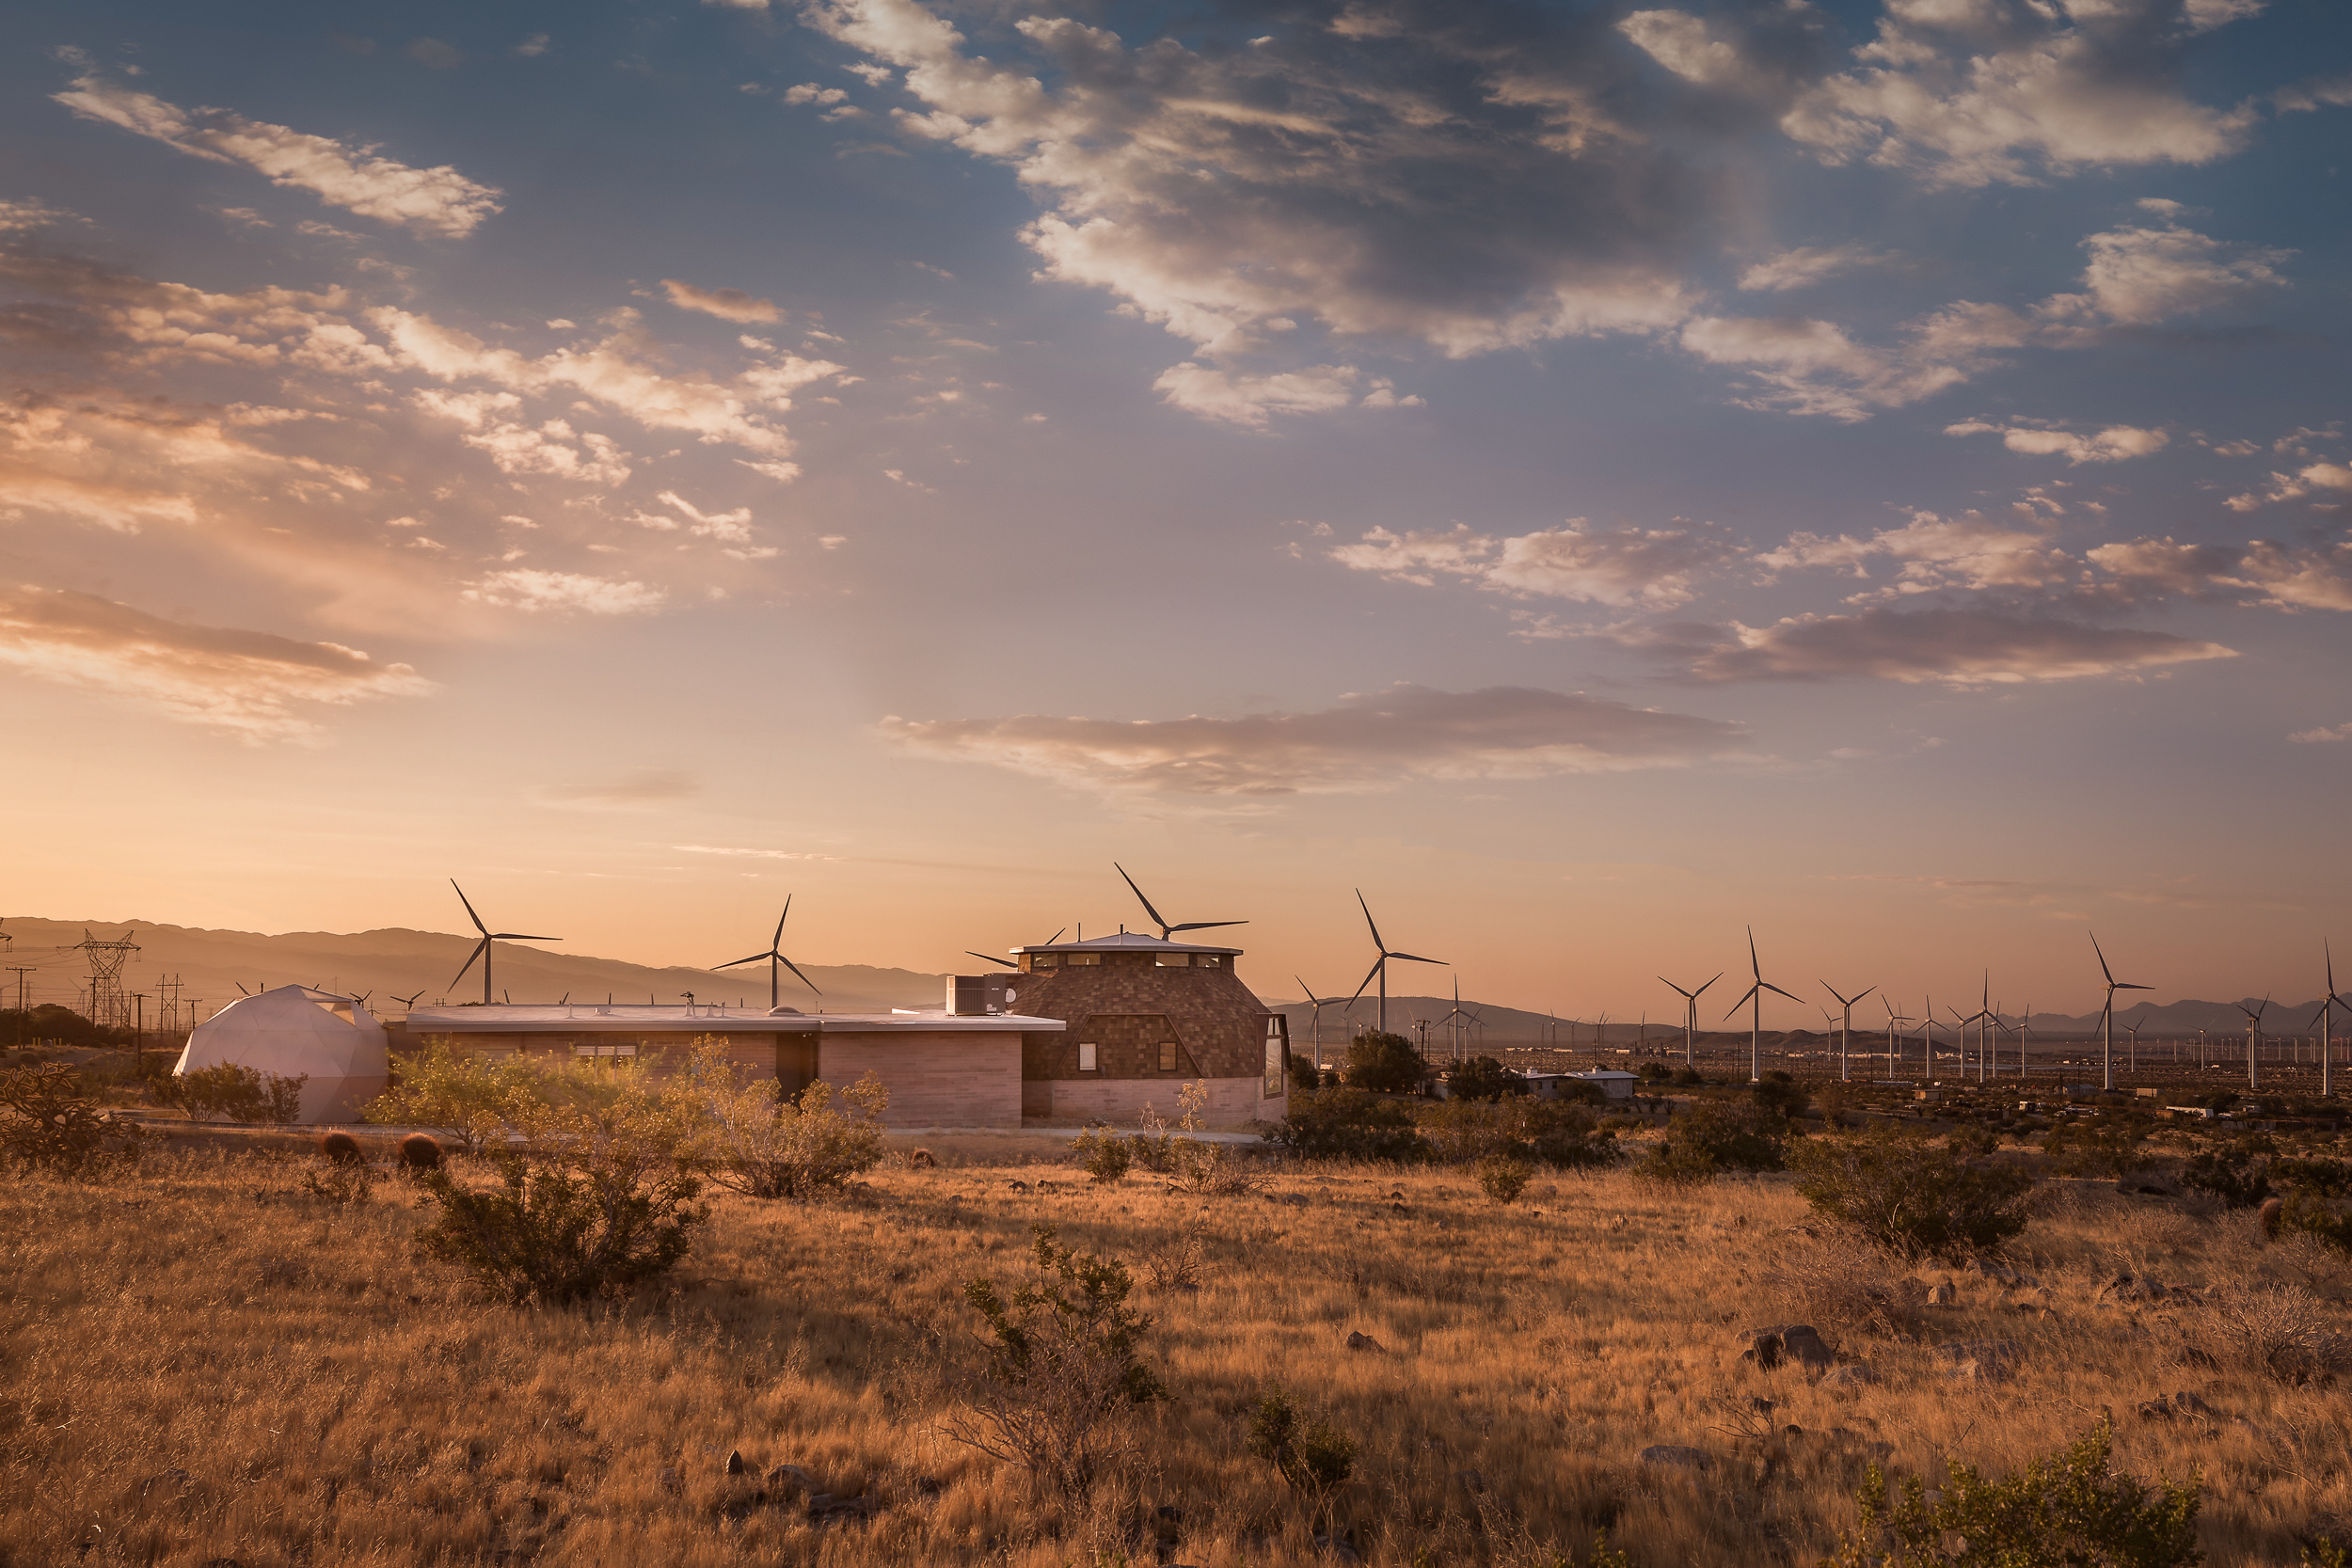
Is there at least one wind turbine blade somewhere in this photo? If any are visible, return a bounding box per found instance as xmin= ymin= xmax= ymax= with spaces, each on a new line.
xmin=1761 ymin=981 xmax=1804 ymax=1004
xmin=451 ymin=879 xmax=488 ymax=936
xmin=1724 ymin=983 xmax=1762 ymax=1021
xmin=1347 ymin=957 xmax=1385 ymax=1006
xmin=1748 ymin=926 xmax=1761 ymax=980
xmin=771 ymin=901 xmax=790 ymax=948
xmin=1114 ymin=863 xmax=1172 ymax=936
xmin=779 ymin=957 xmax=822 ymax=996
xmin=1853 ymin=987 xmax=1877 ymax=1006
xmin=712 ymin=953 xmax=771 ymax=971
xmin=449 ymin=938 xmax=489 ymax=990
xmin=967 ymin=952 xmax=1018 ymax=970
xmin=1356 ymin=889 xmax=1386 ymax=953
xmin=1694 ymin=973 xmax=1723 ymax=997
xmin=1388 ymin=951 xmax=1447 ymax=965
xmin=2116 ymin=982 xmax=2153 ymax=991
xmin=2090 ymin=931 xmax=2116 ymax=987
xmin=1168 ymin=919 xmax=1248 ymax=933
xmin=1659 ymin=976 xmax=1695 ymax=1000
xmin=491 ymin=933 xmax=561 ymax=942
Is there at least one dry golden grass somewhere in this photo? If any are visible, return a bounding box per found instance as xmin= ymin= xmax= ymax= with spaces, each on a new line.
xmin=4 ymin=1134 xmax=2350 ymax=1566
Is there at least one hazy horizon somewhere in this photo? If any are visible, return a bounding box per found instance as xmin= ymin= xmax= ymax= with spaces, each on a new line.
xmin=4 ymin=0 xmax=2348 ymax=1022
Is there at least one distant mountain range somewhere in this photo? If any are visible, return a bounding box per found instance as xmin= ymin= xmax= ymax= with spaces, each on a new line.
xmin=3 ymin=916 xmax=2332 ymax=1044
xmin=0 ymin=917 xmax=945 ymax=1022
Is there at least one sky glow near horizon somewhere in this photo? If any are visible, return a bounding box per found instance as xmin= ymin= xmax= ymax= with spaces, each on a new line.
xmin=2 ymin=0 xmax=2349 ymax=1022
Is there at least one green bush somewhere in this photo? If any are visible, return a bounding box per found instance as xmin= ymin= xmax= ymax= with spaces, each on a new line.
xmin=1788 ymin=1126 xmax=2035 ymax=1259
xmin=1825 ymin=1420 xmax=2200 ymax=1568
xmin=2042 ymin=1109 xmax=2153 ymax=1178
xmin=1073 ymin=1127 xmax=1133 ymax=1185
xmin=679 ymin=1041 xmax=889 ymax=1199
xmin=1446 ymin=1055 xmax=1523 ymax=1102
xmin=1266 ymin=1086 xmax=1433 ymax=1164
xmin=415 ymin=1153 xmax=707 ymax=1304
xmin=1637 ymin=1100 xmax=1787 ymax=1184
xmin=1753 ymin=1069 xmax=1810 ymax=1121
xmin=2181 ymin=1133 xmax=2275 ymax=1208
xmin=949 ymin=1224 xmax=1166 ymax=1496
xmin=164 ymin=1062 xmax=307 ymax=1124
xmin=362 ymin=1036 xmax=546 ymax=1151
xmin=1344 ymin=1032 xmax=1424 ymax=1095
xmin=2273 ymin=1157 xmax=2352 ymax=1255
xmin=1285 ymin=1051 xmax=1322 ymax=1093
xmin=0 ymin=1064 xmax=143 ymax=1178
xmin=1477 ymin=1153 xmax=1534 ymax=1205
xmin=1419 ymin=1097 xmax=1618 ymax=1170
xmin=1247 ymin=1385 xmax=1357 ymax=1521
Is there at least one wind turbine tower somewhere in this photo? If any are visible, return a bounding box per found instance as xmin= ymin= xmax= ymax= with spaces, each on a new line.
xmin=2089 ymin=933 xmax=2152 ymax=1093
xmin=1821 ymin=981 xmax=1876 ymax=1084
xmin=1660 ymin=972 xmax=1722 ymax=1069
xmin=2238 ymin=995 xmax=2270 ymax=1089
xmin=1346 ymin=890 xmax=1446 ymax=1036
xmin=1724 ymin=927 xmax=1802 ymax=1084
xmin=447 ymin=881 xmax=562 ymax=1006
xmin=713 ymin=896 xmax=823 ymax=1009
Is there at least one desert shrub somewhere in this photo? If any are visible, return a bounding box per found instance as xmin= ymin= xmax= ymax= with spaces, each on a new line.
xmin=1637 ymin=1100 xmax=1786 ymax=1185
xmin=1671 ymin=1066 xmax=1703 ymax=1085
xmin=1345 ymin=1031 xmax=1424 ymax=1094
xmin=1267 ymin=1086 xmax=1432 ymax=1164
xmin=1073 ymin=1128 xmax=1133 ymax=1185
xmin=0 ymin=1064 xmax=142 ymax=1178
xmin=412 ymin=1053 xmax=707 ymax=1304
xmin=1139 ymin=1213 xmax=1208 ymax=1291
xmin=397 ymin=1132 xmax=443 ymax=1170
xmin=165 ymin=1063 xmax=307 ymax=1124
xmin=2273 ymin=1159 xmax=2352 ymax=1257
xmin=1448 ymin=1055 xmax=1524 ymax=1102
xmin=1247 ymin=1386 xmax=1357 ymax=1523
xmin=1788 ymin=1127 xmax=2034 ymax=1259
xmin=1162 ymin=1081 xmax=1260 ymax=1196
xmin=1753 ymin=1069 xmax=1810 ymax=1122
xmin=906 ymin=1146 xmax=938 ymax=1169
xmin=676 ymin=1041 xmax=889 ymax=1199
xmin=1763 ymin=1234 xmax=1922 ymax=1340
xmin=2206 ymin=1282 xmax=2351 ymax=1386
xmin=1421 ymin=1098 xmax=1619 ymax=1170
xmin=319 ymin=1131 xmax=363 ymax=1163
xmin=2181 ymin=1133 xmax=2275 ymax=1208
xmin=2042 ymin=1109 xmax=2153 ymax=1179
xmin=0 ymin=1004 xmax=128 ymax=1051
xmin=946 ymin=1223 xmax=1167 ymax=1496
xmin=1637 ymin=1061 xmax=1674 ymax=1083
xmin=1826 ymin=1420 xmax=2200 ymax=1568
xmin=1286 ymin=1051 xmax=1322 ymax=1094
xmin=300 ymin=1158 xmax=373 ymax=1206
xmin=1478 ymin=1153 xmax=1534 ymax=1205
xmin=362 ymin=1037 xmax=544 ymax=1150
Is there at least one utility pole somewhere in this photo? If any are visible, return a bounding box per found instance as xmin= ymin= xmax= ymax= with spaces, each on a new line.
xmin=4 ymin=968 xmax=31 ymax=1049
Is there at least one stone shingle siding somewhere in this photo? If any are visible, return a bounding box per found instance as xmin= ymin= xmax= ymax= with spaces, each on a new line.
xmin=1011 ymin=957 xmax=1277 ymax=1082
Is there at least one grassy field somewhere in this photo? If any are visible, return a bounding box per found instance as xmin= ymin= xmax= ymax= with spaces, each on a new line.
xmin=3 ymin=1130 xmax=2350 ymax=1566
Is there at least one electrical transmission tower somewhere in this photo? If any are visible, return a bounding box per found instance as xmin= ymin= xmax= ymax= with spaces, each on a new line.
xmin=157 ymin=973 xmax=185 ymax=1034
xmin=75 ymin=929 xmax=140 ymax=1032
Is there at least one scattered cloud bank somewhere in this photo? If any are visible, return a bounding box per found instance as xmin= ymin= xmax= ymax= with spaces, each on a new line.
xmin=660 ymin=279 xmax=783 ymax=324
xmin=0 ymin=586 xmax=433 ymax=739
xmin=1331 ymin=520 xmax=1728 ymax=610
xmin=2289 ymin=721 xmax=2352 ymax=744
xmin=1683 ymin=609 xmax=2236 ymax=686
xmin=54 ymin=70 xmax=503 ymax=236
xmin=1759 ymin=511 xmax=2072 ymax=596
xmin=880 ymin=683 xmax=1747 ymax=796
xmin=461 ymin=570 xmax=666 ymax=614
xmin=534 ymin=770 xmax=700 ymax=808
xmin=1945 ymin=421 xmax=2168 ymax=465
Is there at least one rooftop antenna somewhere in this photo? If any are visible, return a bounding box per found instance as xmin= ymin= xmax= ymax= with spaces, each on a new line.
xmin=2236 ymin=993 xmax=2270 ymax=1089
xmin=1346 ymin=889 xmax=1445 ymax=1036
xmin=1113 ymin=863 xmax=1245 ymax=942
xmin=1723 ymin=927 xmax=1801 ymax=1084
xmin=2309 ymin=944 xmax=2345 ymax=1099
xmin=1660 ymin=972 xmax=1722 ymax=1069
xmin=448 ymin=880 xmax=561 ymax=1007
xmin=2089 ymin=932 xmax=2150 ymax=1092
xmin=714 ymin=896 xmax=821 ymax=1008
xmin=1820 ymin=980 xmax=1877 ymax=1083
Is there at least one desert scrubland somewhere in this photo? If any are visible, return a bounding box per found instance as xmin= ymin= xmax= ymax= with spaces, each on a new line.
xmin=4 ymin=1118 xmax=2351 ymax=1568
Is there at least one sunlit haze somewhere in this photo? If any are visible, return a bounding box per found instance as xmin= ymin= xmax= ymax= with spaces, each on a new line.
xmin=5 ymin=0 xmax=2349 ymax=1023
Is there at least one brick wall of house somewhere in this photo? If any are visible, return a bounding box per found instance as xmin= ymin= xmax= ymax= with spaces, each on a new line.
xmin=818 ymin=1033 xmax=1022 ymax=1129
xmin=1010 ymin=958 xmax=1275 ymax=1082
xmin=1039 ymin=1075 xmax=1278 ymax=1126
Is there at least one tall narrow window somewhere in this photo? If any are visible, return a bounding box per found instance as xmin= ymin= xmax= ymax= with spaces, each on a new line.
xmin=1264 ymin=1016 xmax=1287 ymax=1096
xmin=1158 ymin=1041 xmax=1178 ymax=1072
xmin=1078 ymin=1041 xmax=1098 ymax=1072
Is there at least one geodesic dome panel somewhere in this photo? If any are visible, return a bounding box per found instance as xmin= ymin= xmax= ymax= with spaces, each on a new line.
xmin=175 ymin=986 xmax=389 ymax=1123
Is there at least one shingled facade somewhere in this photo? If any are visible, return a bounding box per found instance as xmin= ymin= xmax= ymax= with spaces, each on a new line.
xmin=1002 ymin=932 xmax=1289 ymax=1124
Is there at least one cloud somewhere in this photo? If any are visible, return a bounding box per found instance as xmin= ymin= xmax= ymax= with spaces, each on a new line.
xmin=1945 ymin=420 xmax=2169 ymax=464
xmin=2088 ymin=535 xmax=2352 ymax=610
xmin=54 ymin=71 xmax=502 ymax=237
xmin=1737 ymin=245 xmax=1896 ymax=293
xmin=804 ymin=0 xmax=1712 ymax=390
xmin=2084 ymin=536 xmax=2237 ymax=594
xmin=1330 ymin=519 xmax=1728 ymax=609
xmin=660 ymin=278 xmax=783 ymax=324
xmin=674 ymin=844 xmax=843 ymax=860
xmin=2044 ymin=219 xmax=2292 ymax=325
xmin=2289 ymin=721 xmax=2352 ymax=745
xmin=1758 ymin=511 xmax=2072 ymax=594
xmin=879 ymin=682 xmax=1747 ymax=796
xmin=2274 ymin=71 xmax=2352 ymax=114
xmin=462 ymin=570 xmax=666 ymax=614
xmin=1152 ymin=362 xmax=1418 ymax=427
xmin=650 ymin=489 xmax=754 ymax=543
xmin=0 ymin=586 xmax=432 ymax=740
xmin=1684 ymin=608 xmax=2237 ymax=686
xmin=534 ymin=770 xmax=700 ymax=808
xmin=1776 ymin=0 xmax=2260 ymax=188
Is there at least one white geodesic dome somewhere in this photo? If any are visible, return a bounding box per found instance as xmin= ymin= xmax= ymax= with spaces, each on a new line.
xmin=175 ymin=986 xmax=389 ymax=1123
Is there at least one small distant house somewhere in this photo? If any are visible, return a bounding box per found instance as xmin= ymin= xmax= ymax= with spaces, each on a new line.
xmin=175 ymin=985 xmax=389 ymax=1123
xmin=1567 ymin=1069 xmax=1637 ymax=1101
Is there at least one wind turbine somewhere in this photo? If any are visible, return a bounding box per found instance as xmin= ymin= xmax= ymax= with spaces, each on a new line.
xmin=1346 ymin=890 xmax=1446 ymax=1036
xmin=2237 ymin=994 xmax=2270 ymax=1089
xmin=965 ymin=927 xmax=1068 ymax=970
xmin=2016 ymin=1005 xmax=2031 ymax=1077
xmin=1947 ymin=999 xmax=1988 ymax=1083
xmin=2308 ymin=944 xmax=2346 ymax=1099
xmin=1114 ymin=864 xmax=1246 ymax=942
xmin=1724 ymin=927 xmax=1802 ymax=1084
xmin=1295 ymin=975 xmax=1349 ymax=1075
xmin=1821 ymin=981 xmax=1877 ymax=1083
xmin=714 ymin=897 xmax=821 ymax=1009
xmin=1436 ymin=976 xmax=1478 ymax=1064
xmin=447 ymin=881 xmax=561 ymax=1006
xmin=2125 ymin=1021 xmax=2143 ymax=1075
xmin=2089 ymin=932 xmax=2152 ymax=1093
xmin=389 ymin=989 xmax=425 ymax=1014
xmin=1882 ymin=994 xmax=1914 ymax=1080
xmin=1660 ymin=973 xmax=1722 ymax=1069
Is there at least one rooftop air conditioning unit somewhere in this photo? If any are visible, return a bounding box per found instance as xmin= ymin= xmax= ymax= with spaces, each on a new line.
xmin=946 ymin=974 xmax=1016 ymax=1016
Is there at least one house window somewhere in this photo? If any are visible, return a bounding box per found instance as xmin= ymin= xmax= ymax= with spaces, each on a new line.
xmin=1030 ymin=954 xmax=1058 ymax=969
xmin=1155 ymin=953 xmax=1190 ymax=967
xmin=1198 ymin=954 xmax=1223 ymax=968
xmin=1158 ymin=1041 xmax=1179 ymax=1072
xmin=1263 ymin=1016 xmax=1287 ymax=1097
xmin=1068 ymin=953 xmax=1100 ymax=967
xmin=1078 ymin=1041 xmax=1099 ymax=1071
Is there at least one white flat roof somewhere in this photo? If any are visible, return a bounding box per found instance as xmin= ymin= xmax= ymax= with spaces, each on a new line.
xmin=401 ymin=1004 xmax=1058 ymax=1035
